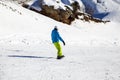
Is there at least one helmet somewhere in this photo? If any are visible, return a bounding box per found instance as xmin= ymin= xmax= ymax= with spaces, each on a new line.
xmin=54 ymin=26 xmax=58 ymax=30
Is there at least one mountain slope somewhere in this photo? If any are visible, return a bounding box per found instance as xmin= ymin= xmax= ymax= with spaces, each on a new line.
xmin=4 ymin=0 xmax=120 ymax=22
xmin=0 ymin=1 xmax=120 ymax=80
xmin=80 ymin=0 xmax=120 ymax=22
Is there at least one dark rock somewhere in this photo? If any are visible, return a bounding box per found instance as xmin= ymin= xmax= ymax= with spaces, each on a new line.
xmin=41 ymin=5 xmax=73 ymax=24
xmin=22 ymin=3 xmax=29 ymax=8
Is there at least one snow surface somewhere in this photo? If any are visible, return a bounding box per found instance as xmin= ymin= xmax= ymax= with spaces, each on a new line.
xmin=0 ymin=1 xmax=120 ymax=80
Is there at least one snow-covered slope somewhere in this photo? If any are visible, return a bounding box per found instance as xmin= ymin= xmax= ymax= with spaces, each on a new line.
xmin=80 ymin=0 xmax=120 ymax=22
xmin=18 ymin=0 xmax=120 ymax=22
xmin=0 ymin=1 xmax=120 ymax=80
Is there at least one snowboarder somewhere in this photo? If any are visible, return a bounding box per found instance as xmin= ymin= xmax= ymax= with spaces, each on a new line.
xmin=51 ymin=26 xmax=65 ymax=59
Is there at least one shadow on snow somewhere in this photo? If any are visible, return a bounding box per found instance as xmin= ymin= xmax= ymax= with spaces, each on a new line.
xmin=8 ymin=55 xmax=54 ymax=59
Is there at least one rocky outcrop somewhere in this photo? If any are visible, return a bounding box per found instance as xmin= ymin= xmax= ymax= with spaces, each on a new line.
xmin=78 ymin=12 xmax=110 ymax=23
xmin=22 ymin=1 xmax=109 ymax=24
xmin=40 ymin=5 xmax=74 ymax=24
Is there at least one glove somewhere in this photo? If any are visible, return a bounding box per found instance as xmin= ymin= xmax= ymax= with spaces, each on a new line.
xmin=63 ymin=41 xmax=65 ymax=46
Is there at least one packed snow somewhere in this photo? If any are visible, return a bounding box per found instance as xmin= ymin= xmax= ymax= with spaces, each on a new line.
xmin=0 ymin=0 xmax=120 ymax=80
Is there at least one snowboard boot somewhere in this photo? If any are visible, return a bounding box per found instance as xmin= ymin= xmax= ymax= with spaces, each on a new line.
xmin=57 ymin=55 xmax=65 ymax=59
